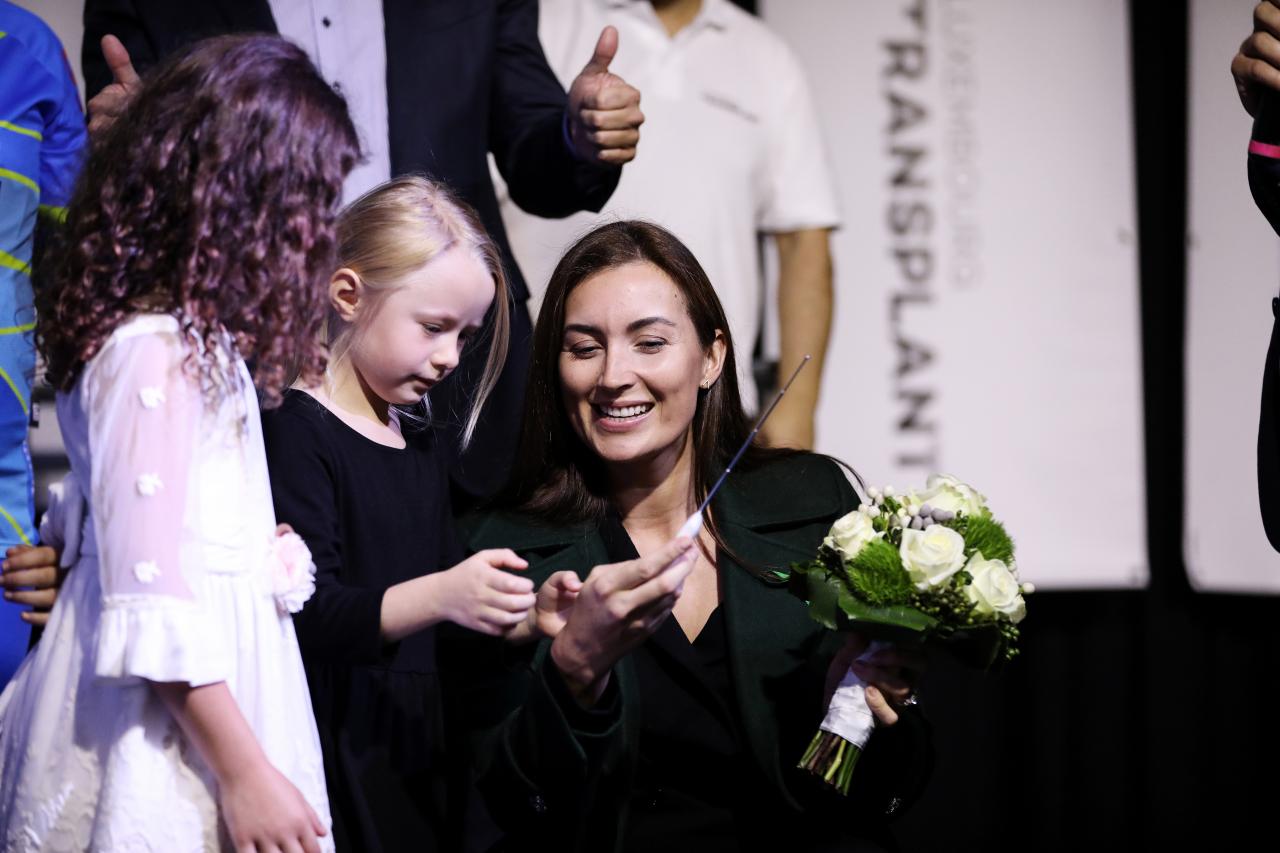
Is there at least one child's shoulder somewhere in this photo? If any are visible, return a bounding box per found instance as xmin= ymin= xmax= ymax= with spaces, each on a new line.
xmin=101 ymin=312 xmax=183 ymax=347
xmin=270 ymin=387 xmax=327 ymax=418
xmin=260 ymin=389 xmax=341 ymax=457
xmin=86 ymin=314 xmax=188 ymax=378
xmin=262 ymin=388 xmax=330 ymax=434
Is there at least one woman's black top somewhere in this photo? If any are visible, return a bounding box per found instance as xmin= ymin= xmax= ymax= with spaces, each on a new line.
xmin=598 ymin=515 xmax=748 ymax=853
xmin=590 ymin=513 xmax=902 ymax=853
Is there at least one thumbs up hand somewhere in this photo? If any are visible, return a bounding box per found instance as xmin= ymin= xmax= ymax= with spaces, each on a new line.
xmin=88 ymin=35 xmax=141 ymax=136
xmin=565 ymin=26 xmax=644 ymax=165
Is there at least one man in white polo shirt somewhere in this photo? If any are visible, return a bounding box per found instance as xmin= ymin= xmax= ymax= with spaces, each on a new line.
xmin=497 ymin=0 xmax=839 ymax=448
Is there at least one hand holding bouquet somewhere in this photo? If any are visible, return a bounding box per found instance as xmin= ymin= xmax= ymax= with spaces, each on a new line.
xmin=788 ymin=474 xmax=1032 ymax=794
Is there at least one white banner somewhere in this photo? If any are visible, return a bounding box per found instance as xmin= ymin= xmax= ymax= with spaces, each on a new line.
xmin=1185 ymin=0 xmax=1280 ymax=593
xmin=762 ymin=0 xmax=1147 ymax=589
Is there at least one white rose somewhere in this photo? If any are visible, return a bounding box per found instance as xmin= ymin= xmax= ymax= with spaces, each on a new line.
xmin=900 ymin=525 xmax=967 ymax=589
xmin=916 ymin=473 xmax=987 ymax=517
xmin=964 ymin=552 xmax=1026 ymax=624
xmin=823 ymin=510 xmax=881 ymax=560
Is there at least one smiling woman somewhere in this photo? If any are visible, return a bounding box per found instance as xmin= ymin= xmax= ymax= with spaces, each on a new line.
xmin=449 ymin=221 xmax=935 ymax=853
xmin=559 ymin=261 xmax=726 ymax=470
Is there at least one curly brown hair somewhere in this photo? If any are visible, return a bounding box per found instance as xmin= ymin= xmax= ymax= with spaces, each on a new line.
xmin=37 ymin=34 xmax=359 ymax=407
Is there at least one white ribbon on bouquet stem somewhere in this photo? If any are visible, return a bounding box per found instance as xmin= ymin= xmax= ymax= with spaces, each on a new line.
xmin=818 ymin=639 xmax=891 ymax=748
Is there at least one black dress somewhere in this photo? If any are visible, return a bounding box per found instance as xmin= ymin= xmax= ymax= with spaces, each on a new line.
xmin=261 ymin=390 xmax=492 ymax=853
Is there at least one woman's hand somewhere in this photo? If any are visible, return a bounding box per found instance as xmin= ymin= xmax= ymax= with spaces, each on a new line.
xmin=220 ymin=757 xmax=328 ymax=853
xmin=1 ymin=545 xmax=63 ymax=626
xmin=433 ymin=549 xmax=537 ymax=637
xmin=506 ymin=570 xmax=582 ymax=645
xmin=824 ymin=634 xmax=927 ymax=727
xmin=550 ymin=537 xmax=697 ymax=705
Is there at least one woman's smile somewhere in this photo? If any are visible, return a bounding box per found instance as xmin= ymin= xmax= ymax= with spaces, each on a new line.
xmin=592 ymin=400 xmax=656 ymax=430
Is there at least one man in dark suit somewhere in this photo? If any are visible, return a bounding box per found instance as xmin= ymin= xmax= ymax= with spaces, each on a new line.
xmin=81 ymin=0 xmax=645 ymax=504
xmin=1235 ymin=0 xmax=1280 ymax=550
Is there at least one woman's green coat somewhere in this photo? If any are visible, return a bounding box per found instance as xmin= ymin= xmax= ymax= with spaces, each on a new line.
xmin=442 ymin=453 xmax=933 ymax=852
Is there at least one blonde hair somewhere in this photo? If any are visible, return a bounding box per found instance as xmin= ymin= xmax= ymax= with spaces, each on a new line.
xmin=329 ymin=175 xmax=510 ymax=447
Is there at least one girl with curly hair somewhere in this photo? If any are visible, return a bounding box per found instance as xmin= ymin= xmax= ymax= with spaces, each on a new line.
xmin=261 ymin=175 xmax=552 ymax=852
xmin=0 ymin=34 xmax=358 ymax=852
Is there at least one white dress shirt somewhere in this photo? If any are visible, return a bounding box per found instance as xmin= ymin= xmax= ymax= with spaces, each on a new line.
xmin=269 ymin=0 xmax=391 ymax=202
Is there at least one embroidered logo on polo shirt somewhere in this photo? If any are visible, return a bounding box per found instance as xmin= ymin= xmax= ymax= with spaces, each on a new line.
xmin=700 ymin=92 xmax=760 ymax=124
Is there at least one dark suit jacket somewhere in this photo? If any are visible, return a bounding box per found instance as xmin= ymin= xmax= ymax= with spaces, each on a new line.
xmin=83 ymin=0 xmax=623 ymax=500
xmin=446 ymin=453 xmax=933 ymax=853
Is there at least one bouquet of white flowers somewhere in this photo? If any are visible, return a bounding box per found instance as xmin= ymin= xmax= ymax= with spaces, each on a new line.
xmin=787 ymin=474 xmax=1031 ymax=795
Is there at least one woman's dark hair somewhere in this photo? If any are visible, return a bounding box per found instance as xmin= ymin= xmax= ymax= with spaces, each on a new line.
xmin=503 ymin=220 xmax=797 ymax=554
xmin=37 ymin=34 xmax=360 ymax=406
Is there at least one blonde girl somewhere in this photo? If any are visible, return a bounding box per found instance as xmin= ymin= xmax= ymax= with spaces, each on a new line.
xmin=260 ymin=175 xmax=540 ymax=853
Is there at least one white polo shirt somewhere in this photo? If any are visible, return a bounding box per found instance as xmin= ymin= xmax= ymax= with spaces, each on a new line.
xmin=269 ymin=0 xmax=391 ymax=202
xmin=496 ymin=0 xmax=840 ymax=409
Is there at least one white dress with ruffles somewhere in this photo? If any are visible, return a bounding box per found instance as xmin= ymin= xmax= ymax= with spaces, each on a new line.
xmin=0 ymin=315 xmax=333 ymax=851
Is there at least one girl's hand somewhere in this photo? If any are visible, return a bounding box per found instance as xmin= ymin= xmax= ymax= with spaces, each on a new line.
xmin=152 ymin=681 xmax=324 ymax=853
xmin=220 ymin=757 xmax=327 ymax=853
xmin=505 ymin=570 xmax=583 ymax=645
xmin=2 ymin=545 xmax=64 ymax=626
xmin=825 ymin=634 xmax=927 ymax=727
xmin=436 ymin=549 xmax=536 ymax=636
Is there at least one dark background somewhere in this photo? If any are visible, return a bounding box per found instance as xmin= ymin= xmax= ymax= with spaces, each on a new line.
xmin=733 ymin=1 xmax=1277 ymax=849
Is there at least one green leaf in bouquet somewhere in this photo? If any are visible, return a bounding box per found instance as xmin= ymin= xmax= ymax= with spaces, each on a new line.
xmin=843 ymin=538 xmax=914 ymax=606
xmin=791 ymin=562 xmax=845 ymax=630
xmin=959 ymin=514 xmax=1015 ymax=563
xmin=791 ymin=562 xmax=935 ymax=635
xmin=834 ymin=589 xmax=939 ymax=634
